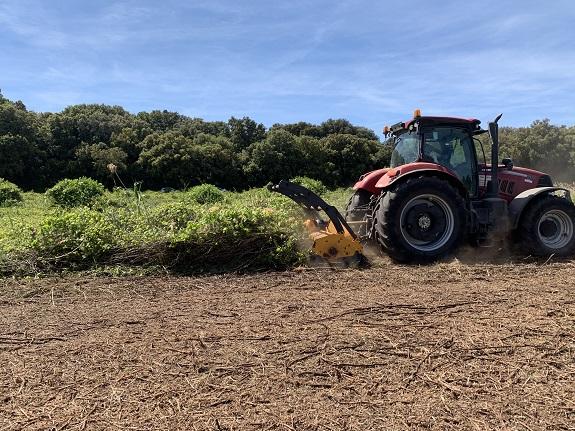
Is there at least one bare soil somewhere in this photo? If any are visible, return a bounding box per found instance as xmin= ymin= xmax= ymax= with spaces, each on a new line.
xmin=1 ymin=259 xmax=575 ymax=430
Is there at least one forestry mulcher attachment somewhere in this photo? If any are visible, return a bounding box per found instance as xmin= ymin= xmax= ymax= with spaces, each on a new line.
xmin=268 ymin=180 xmax=364 ymax=264
xmin=270 ymin=111 xmax=575 ymax=264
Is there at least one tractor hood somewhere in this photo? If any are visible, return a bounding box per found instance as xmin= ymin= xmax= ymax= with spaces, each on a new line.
xmin=479 ymin=164 xmax=553 ymax=200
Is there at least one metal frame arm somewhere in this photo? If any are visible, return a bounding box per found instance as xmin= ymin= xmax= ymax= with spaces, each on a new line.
xmin=268 ymin=180 xmax=358 ymax=239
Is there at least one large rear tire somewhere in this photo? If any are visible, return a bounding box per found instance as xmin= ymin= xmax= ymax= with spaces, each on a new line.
xmin=518 ymin=195 xmax=575 ymax=257
xmin=373 ymin=176 xmax=466 ymax=262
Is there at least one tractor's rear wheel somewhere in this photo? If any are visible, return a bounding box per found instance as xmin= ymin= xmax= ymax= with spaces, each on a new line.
xmin=519 ymin=195 xmax=575 ymax=256
xmin=373 ymin=176 xmax=466 ymax=262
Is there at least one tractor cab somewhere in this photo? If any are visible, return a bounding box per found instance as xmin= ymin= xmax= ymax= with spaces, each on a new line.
xmin=387 ymin=113 xmax=482 ymax=196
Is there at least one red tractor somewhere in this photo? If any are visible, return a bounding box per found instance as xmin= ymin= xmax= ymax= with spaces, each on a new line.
xmin=270 ymin=111 xmax=575 ymax=263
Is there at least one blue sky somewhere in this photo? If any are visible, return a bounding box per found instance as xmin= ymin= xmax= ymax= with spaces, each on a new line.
xmin=1 ymin=0 xmax=574 ymax=133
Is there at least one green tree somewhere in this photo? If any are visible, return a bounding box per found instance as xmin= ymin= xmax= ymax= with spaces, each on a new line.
xmin=0 ymin=134 xmax=37 ymax=181
xmin=295 ymin=135 xmax=329 ymax=181
xmin=178 ymin=117 xmax=230 ymax=138
xmin=319 ymin=119 xmax=378 ymax=140
xmin=243 ymin=129 xmax=303 ymax=186
xmin=137 ymin=131 xmax=243 ymax=189
xmin=43 ymin=104 xmax=133 ymax=182
xmin=190 ymin=133 xmax=244 ymax=189
xmin=499 ymin=120 xmax=575 ymax=181
xmin=270 ymin=121 xmax=323 ymax=138
xmin=76 ymin=143 xmax=128 ymax=183
xmin=136 ymin=110 xmax=184 ymax=132
xmin=319 ymin=134 xmax=382 ymax=187
xmin=137 ymin=132 xmax=196 ymax=188
xmin=228 ymin=116 xmax=266 ymax=151
xmin=272 ymin=119 xmax=379 ymax=141
xmin=0 ymin=96 xmax=47 ymax=189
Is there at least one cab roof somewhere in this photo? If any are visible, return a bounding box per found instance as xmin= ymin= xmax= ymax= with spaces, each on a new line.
xmin=386 ymin=112 xmax=484 ymax=136
xmin=404 ymin=116 xmax=481 ymax=129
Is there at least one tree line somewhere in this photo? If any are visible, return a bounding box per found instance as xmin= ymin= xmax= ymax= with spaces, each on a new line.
xmin=0 ymin=92 xmax=391 ymax=190
xmin=1 ymin=91 xmax=574 ymax=191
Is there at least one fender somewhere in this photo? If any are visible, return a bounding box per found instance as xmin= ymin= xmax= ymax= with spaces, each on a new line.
xmin=508 ymin=187 xmax=572 ymax=229
xmin=375 ymin=162 xmax=460 ymax=189
xmin=353 ymin=168 xmax=390 ymax=194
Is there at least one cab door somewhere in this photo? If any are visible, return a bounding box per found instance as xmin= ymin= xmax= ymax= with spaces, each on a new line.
xmin=422 ymin=127 xmax=478 ymax=197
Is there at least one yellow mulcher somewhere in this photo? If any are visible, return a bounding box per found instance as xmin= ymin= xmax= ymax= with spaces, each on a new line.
xmin=268 ymin=180 xmax=366 ymax=266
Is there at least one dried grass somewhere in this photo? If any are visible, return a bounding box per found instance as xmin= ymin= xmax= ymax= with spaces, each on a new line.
xmin=1 ymin=260 xmax=574 ymax=430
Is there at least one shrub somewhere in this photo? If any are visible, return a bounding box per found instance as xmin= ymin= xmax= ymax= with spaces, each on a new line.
xmin=290 ymin=176 xmax=327 ymax=196
xmin=227 ymin=187 xmax=301 ymax=214
xmin=93 ymin=186 xmax=150 ymax=213
xmin=32 ymin=208 xmax=119 ymax=261
xmin=46 ymin=177 xmax=105 ymax=208
xmin=0 ymin=179 xmax=23 ymax=206
xmin=186 ymin=184 xmax=225 ymax=205
xmin=151 ymin=202 xmax=200 ymax=232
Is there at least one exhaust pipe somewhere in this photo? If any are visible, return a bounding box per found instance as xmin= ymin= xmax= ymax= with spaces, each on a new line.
xmin=488 ymin=114 xmax=503 ymax=198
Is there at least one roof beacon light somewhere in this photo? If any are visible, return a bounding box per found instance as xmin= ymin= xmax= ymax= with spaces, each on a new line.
xmin=413 ymin=108 xmax=422 ymax=118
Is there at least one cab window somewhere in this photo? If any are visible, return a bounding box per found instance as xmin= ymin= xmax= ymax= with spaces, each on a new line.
xmin=422 ymin=128 xmax=476 ymax=195
xmin=390 ymin=132 xmax=419 ymax=168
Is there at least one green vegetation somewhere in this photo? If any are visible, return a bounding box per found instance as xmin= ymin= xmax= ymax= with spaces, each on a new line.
xmin=0 ymin=91 xmax=390 ymax=192
xmin=290 ymin=176 xmax=328 ymax=196
xmin=3 ymin=90 xmax=575 ymax=276
xmin=3 ymin=91 xmax=574 ymax=193
xmin=0 ymin=179 xmax=22 ymax=206
xmin=0 ymin=184 xmax=313 ymax=276
xmin=498 ymin=121 xmax=575 ymax=182
xmin=0 ymin=193 xmax=49 ymax=252
xmin=33 ymin=208 xmax=120 ymax=260
xmin=45 ymin=177 xmax=106 ymax=208
xmin=3 ymin=91 xmax=575 ymax=195
xmin=186 ymin=184 xmax=225 ymax=205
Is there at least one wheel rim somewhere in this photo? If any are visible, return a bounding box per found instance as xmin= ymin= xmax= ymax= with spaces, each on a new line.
xmin=399 ymin=194 xmax=455 ymax=252
xmin=537 ymin=209 xmax=574 ymax=250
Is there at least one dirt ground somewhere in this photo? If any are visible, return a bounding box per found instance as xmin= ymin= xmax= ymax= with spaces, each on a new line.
xmin=1 ymin=258 xmax=575 ymax=430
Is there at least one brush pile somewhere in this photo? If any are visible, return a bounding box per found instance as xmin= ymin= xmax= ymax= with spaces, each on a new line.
xmin=0 ymin=181 xmax=320 ymax=275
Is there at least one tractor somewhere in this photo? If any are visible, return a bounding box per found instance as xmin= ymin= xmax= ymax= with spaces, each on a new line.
xmin=270 ymin=111 xmax=575 ymax=263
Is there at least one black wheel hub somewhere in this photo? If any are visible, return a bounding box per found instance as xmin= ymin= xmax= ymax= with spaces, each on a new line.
xmin=539 ymin=219 xmax=558 ymax=238
xmin=404 ymin=203 xmax=446 ymax=242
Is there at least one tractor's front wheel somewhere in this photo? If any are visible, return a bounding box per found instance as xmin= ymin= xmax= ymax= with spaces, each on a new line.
xmin=518 ymin=195 xmax=575 ymax=257
xmin=373 ymin=176 xmax=466 ymax=262
xmin=345 ymin=189 xmax=372 ymax=237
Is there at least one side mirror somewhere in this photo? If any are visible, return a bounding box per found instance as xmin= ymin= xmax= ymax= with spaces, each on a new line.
xmin=502 ymin=158 xmax=513 ymax=170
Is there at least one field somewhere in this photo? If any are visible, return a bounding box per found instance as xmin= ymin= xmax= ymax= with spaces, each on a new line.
xmin=2 ymin=183 xmax=575 ymax=429
xmin=2 ymin=259 xmax=575 ymax=430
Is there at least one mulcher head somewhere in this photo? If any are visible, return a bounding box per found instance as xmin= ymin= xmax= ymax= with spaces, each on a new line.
xmin=268 ymin=180 xmax=365 ymax=265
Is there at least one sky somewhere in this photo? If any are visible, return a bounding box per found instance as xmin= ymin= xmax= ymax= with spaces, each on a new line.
xmin=1 ymin=0 xmax=574 ymax=133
